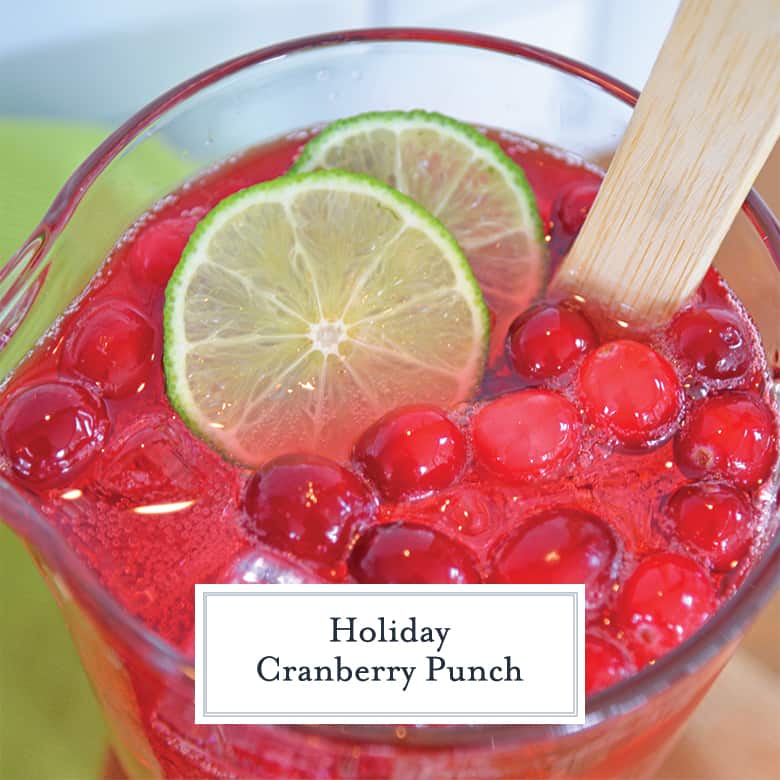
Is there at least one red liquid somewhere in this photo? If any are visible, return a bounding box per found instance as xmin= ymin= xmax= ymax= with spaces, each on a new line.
xmin=1 ymin=128 xmax=778 ymax=778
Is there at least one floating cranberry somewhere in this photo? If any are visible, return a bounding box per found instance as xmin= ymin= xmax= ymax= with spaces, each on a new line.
xmin=473 ymin=390 xmax=580 ymax=480
xmin=129 ymin=215 xmax=200 ymax=287
xmin=60 ymin=303 xmax=155 ymax=398
xmin=579 ymin=340 xmax=682 ymax=448
xmin=354 ymin=405 xmax=466 ymax=501
xmin=697 ymin=267 xmax=730 ymax=306
xmin=616 ymin=552 xmax=715 ymax=664
xmin=549 ymin=181 xmax=600 ymax=258
xmin=348 ymin=522 xmax=481 ymax=584
xmin=507 ymin=302 xmax=598 ymax=382
xmin=667 ymin=483 xmax=753 ymax=571
xmin=586 ymin=632 xmax=635 ymax=695
xmin=674 ymin=392 xmax=776 ymax=488
xmin=488 ymin=508 xmax=618 ymax=599
xmin=669 ymin=306 xmax=750 ymax=382
xmin=243 ymin=455 xmax=375 ymax=564
xmin=1 ymin=382 xmax=108 ymax=487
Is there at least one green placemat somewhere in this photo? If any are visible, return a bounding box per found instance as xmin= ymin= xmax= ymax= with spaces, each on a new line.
xmin=1 ymin=118 xmax=196 ymax=779
xmin=0 ymin=525 xmax=108 ymax=780
xmin=1 ymin=121 xmax=109 ymax=260
xmin=0 ymin=119 xmax=111 ymax=780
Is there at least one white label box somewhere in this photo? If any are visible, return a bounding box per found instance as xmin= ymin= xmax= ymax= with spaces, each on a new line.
xmin=195 ymin=584 xmax=585 ymax=725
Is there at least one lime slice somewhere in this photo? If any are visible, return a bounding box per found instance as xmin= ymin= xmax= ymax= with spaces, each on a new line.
xmin=292 ymin=110 xmax=547 ymax=356
xmin=164 ymin=171 xmax=488 ymax=467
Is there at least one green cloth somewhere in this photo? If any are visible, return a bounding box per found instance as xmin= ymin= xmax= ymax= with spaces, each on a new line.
xmin=1 ymin=118 xmax=192 ymax=780
xmin=0 ymin=122 xmax=192 ymax=380
xmin=0 ymin=120 xmax=113 ymax=780
xmin=0 ymin=121 xmax=109 ymax=261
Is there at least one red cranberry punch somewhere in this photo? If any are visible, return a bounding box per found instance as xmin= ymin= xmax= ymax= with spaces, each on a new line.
xmin=1 ymin=30 xmax=779 ymax=780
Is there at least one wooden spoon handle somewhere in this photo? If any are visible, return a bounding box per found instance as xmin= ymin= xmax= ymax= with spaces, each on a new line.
xmin=555 ymin=0 xmax=780 ymax=323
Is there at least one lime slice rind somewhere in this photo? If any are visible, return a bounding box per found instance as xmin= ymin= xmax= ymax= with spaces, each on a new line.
xmin=293 ymin=109 xmax=544 ymax=243
xmin=164 ymin=170 xmax=489 ymax=467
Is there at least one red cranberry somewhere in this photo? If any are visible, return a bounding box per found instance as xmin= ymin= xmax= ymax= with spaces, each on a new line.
xmin=243 ymin=455 xmax=375 ymax=564
xmin=669 ymin=306 xmax=750 ymax=382
xmin=507 ymin=302 xmax=598 ymax=382
xmin=60 ymin=303 xmax=155 ymax=398
xmin=579 ymin=340 xmax=682 ymax=448
xmin=616 ymin=552 xmax=715 ymax=664
xmin=697 ymin=267 xmax=730 ymax=306
xmin=473 ymin=390 xmax=580 ymax=480
xmin=129 ymin=215 xmax=200 ymax=287
xmin=586 ymin=632 xmax=635 ymax=695
xmin=549 ymin=181 xmax=600 ymax=258
xmin=674 ymin=392 xmax=777 ymax=488
xmin=489 ymin=509 xmax=618 ymax=599
xmin=348 ymin=522 xmax=481 ymax=584
xmin=354 ymin=405 xmax=466 ymax=501
xmin=667 ymin=483 xmax=753 ymax=571
xmin=1 ymin=382 xmax=109 ymax=487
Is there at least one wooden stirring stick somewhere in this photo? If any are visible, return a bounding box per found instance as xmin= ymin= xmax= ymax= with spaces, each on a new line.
xmin=555 ymin=0 xmax=780 ymax=324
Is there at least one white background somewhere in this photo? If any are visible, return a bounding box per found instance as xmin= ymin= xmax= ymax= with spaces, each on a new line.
xmin=1 ymin=1 xmax=679 ymax=123
xmin=196 ymin=584 xmax=585 ymax=725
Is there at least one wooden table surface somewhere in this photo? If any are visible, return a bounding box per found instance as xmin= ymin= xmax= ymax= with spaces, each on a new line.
xmin=656 ymin=144 xmax=780 ymax=780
